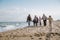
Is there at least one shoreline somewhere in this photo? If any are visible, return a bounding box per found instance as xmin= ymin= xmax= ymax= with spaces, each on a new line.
xmin=0 ymin=21 xmax=60 ymax=40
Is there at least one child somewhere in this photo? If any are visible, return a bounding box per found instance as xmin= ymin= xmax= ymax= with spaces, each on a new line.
xmin=27 ymin=14 xmax=32 ymax=26
xmin=38 ymin=16 xmax=42 ymax=26
xmin=48 ymin=15 xmax=53 ymax=26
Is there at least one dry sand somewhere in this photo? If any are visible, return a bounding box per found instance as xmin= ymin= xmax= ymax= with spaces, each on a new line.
xmin=0 ymin=21 xmax=60 ymax=40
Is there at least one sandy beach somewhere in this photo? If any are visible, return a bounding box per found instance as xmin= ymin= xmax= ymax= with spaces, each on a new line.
xmin=0 ymin=21 xmax=60 ymax=40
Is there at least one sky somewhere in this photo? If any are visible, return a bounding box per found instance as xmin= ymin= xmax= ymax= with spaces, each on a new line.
xmin=0 ymin=0 xmax=60 ymax=22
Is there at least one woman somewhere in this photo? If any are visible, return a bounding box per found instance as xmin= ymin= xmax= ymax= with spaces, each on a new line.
xmin=33 ymin=15 xmax=38 ymax=26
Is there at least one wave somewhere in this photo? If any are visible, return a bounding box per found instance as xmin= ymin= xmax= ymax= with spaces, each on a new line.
xmin=0 ymin=22 xmax=28 ymax=32
xmin=0 ymin=22 xmax=34 ymax=32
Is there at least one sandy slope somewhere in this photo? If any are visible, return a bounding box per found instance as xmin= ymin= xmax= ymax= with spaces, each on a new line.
xmin=0 ymin=21 xmax=60 ymax=40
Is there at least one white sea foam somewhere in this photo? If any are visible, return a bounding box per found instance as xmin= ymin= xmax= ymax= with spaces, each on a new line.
xmin=3 ymin=25 xmax=16 ymax=30
xmin=0 ymin=22 xmax=33 ymax=32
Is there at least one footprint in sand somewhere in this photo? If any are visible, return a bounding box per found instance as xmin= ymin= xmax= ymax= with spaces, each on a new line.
xmin=30 ymin=35 xmax=32 ymax=37
xmin=39 ymin=38 xmax=42 ymax=40
xmin=55 ymin=33 xmax=60 ymax=36
xmin=50 ymin=33 xmax=55 ymax=36
xmin=31 ymin=38 xmax=34 ymax=39
xmin=34 ymin=33 xmax=40 ymax=37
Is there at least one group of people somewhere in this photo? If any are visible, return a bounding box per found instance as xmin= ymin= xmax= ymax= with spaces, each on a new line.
xmin=27 ymin=14 xmax=53 ymax=26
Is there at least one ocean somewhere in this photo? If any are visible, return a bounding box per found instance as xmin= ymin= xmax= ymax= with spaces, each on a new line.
xmin=0 ymin=22 xmax=33 ymax=32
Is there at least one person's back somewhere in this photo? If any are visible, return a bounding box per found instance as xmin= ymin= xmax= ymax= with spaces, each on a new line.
xmin=35 ymin=16 xmax=38 ymax=23
xmin=38 ymin=16 xmax=42 ymax=22
xmin=33 ymin=16 xmax=38 ymax=26
xmin=38 ymin=16 xmax=42 ymax=26
xmin=27 ymin=15 xmax=31 ymax=22
xmin=42 ymin=14 xmax=47 ymax=20
xmin=33 ymin=17 xmax=36 ymax=23
xmin=48 ymin=16 xmax=53 ymax=26
xmin=27 ymin=14 xmax=32 ymax=26
xmin=42 ymin=14 xmax=47 ymax=26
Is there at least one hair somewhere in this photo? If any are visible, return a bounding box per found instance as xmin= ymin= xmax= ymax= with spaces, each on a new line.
xmin=49 ymin=15 xmax=51 ymax=17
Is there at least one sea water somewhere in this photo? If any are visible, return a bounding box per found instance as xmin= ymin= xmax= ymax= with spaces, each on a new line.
xmin=0 ymin=22 xmax=33 ymax=32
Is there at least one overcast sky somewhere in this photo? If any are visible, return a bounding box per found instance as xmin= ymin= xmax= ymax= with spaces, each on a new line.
xmin=0 ymin=0 xmax=60 ymax=22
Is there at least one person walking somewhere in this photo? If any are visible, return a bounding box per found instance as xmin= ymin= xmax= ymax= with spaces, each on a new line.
xmin=33 ymin=15 xmax=38 ymax=26
xmin=48 ymin=15 xmax=53 ymax=26
xmin=38 ymin=16 xmax=42 ymax=26
xmin=42 ymin=14 xmax=47 ymax=26
xmin=27 ymin=14 xmax=32 ymax=26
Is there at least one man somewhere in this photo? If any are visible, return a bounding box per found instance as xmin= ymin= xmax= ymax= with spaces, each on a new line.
xmin=27 ymin=14 xmax=32 ymax=26
xmin=42 ymin=14 xmax=47 ymax=26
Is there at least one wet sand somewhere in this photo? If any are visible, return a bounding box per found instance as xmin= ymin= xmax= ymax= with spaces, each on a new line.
xmin=0 ymin=21 xmax=60 ymax=40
